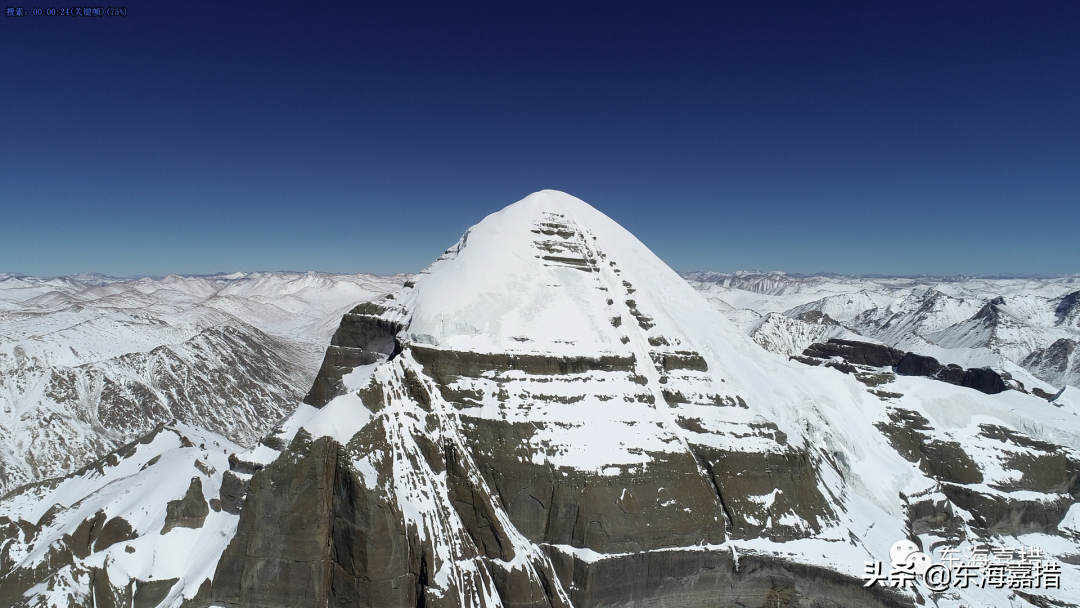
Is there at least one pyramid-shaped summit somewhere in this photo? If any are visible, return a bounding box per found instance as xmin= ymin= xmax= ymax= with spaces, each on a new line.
xmin=214 ymin=190 xmax=914 ymax=608
xmin=7 ymin=192 xmax=1079 ymax=607
xmin=400 ymin=189 xmax=751 ymax=355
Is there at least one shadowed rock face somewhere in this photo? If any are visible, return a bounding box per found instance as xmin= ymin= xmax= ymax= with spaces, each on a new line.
xmin=304 ymin=304 xmax=404 ymax=407
xmin=1056 ymin=291 xmax=1080 ymax=327
xmin=133 ymin=578 xmax=180 ymax=608
xmin=932 ymin=363 xmax=966 ymax=385
xmin=1026 ymin=338 xmax=1075 ymax=374
xmin=94 ymin=515 xmax=136 ymax=553
xmin=960 ymin=366 xmax=1008 ymax=394
xmin=1023 ymin=338 xmax=1079 ymax=389
xmin=218 ymin=471 xmax=248 ymax=514
xmin=211 ymin=431 xmax=343 ymax=607
xmin=896 ymin=352 xmax=941 ymax=377
xmin=210 ymin=421 xmax=569 ymax=608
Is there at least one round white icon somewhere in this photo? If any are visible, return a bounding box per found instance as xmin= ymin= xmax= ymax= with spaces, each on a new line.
xmin=907 ymin=552 xmax=932 ymax=574
xmin=890 ymin=539 xmax=919 ymax=564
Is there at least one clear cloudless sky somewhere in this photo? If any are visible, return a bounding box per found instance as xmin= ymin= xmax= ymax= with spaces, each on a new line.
xmin=2 ymin=1 xmax=1078 ymax=277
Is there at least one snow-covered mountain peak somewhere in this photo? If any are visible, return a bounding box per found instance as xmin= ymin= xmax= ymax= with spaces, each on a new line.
xmin=398 ymin=190 xmax=749 ymax=360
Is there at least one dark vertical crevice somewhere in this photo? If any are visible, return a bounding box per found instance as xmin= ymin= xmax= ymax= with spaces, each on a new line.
xmin=415 ymin=547 xmax=428 ymax=608
xmin=692 ymin=448 xmax=735 ymax=539
xmin=543 ymin=472 xmax=556 ymax=542
xmin=389 ymin=337 xmax=404 ymax=362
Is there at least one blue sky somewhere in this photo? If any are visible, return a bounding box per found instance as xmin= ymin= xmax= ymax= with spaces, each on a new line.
xmin=2 ymin=2 xmax=1077 ymax=277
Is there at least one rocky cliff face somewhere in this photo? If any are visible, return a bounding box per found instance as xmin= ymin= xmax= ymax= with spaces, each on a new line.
xmin=3 ymin=192 xmax=1080 ymax=607
xmin=202 ymin=192 xmax=1080 ymax=607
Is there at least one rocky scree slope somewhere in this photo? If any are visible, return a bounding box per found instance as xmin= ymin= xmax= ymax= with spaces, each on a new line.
xmin=4 ymin=192 xmax=1080 ymax=607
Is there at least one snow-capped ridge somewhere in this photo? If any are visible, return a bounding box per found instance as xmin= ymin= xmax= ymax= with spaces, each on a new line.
xmin=396 ymin=190 xmax=757 ymax=361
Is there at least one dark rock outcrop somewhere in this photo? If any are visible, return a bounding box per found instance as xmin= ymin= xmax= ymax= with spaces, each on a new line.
xmin=876 ymin=409 xmax=983 ymax=484
xmin=218 ymin=471 xmax=249 ymax=515
xmin=896 ymin=352 xmax=941 ymax=377
xmin=653 ymin=351 xmax=708 ymax=372
xmin=94 ymin=516 xmax=137 ymax=553
xmin=1025 ymin=338 xmax=1075 ymax=374
xmin=211 ymin=418 xmax=559 ymax=608
xmin=134 ymin=578 xmax=180 ymax=608
xmin=795 ymin=310 xmax=840 ymax=325
xmin=802 ymin=339 xmax=904 ymax=367
xmin=907 ymin=496 xmax=963 ymax=538
xmin=228 ymin=453 xmax=265 ymax=475
xmin=68 ymin=509 xmax=108 ymax=559
xmin=932 ymin=363 xmax=966 ymax=385
xmin=973 ymin=296 xmax=1007 ymax=325
xmin=412 ymin=346 xmax=637 ymax=385
xmin=0 ymin=536 xmax=75 ymax=607
xmin=1023 ymin=338 xmax=1077 ymax=389
xmin=212 ymin=432 xmax=343 ymax=607
xmin=961 ymin=366 xmax=1008 ymax=395
xmin=803 ymin=339 xmax=1010 ymax=395
xmin=692 ymin=443 xmax=836 ymax=542
xmin=161 ymin=477 xmax=209 ymax=534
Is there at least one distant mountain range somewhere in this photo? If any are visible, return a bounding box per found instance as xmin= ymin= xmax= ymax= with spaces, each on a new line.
xmin=0 ymin=272 xmax=407 ymax=495
xmin=682 ymin=271 xmax=1080 ymax=390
